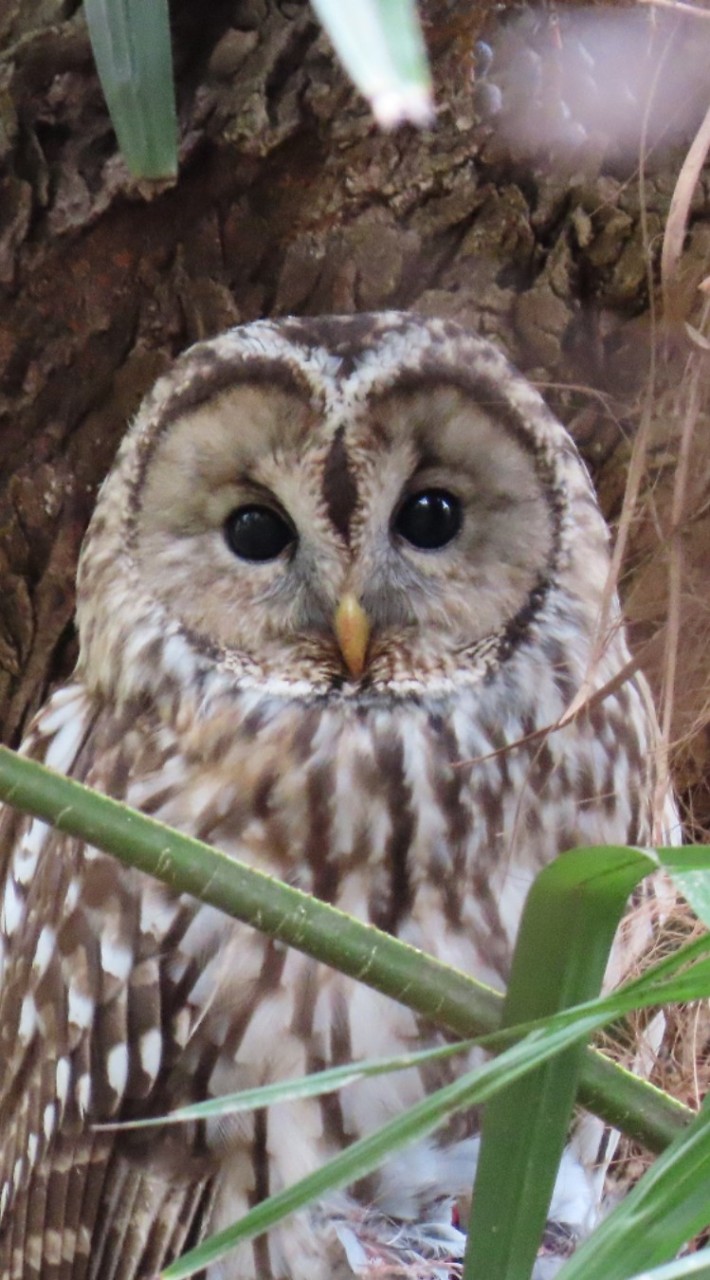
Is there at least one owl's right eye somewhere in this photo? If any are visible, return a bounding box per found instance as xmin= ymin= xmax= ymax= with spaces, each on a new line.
xmin=224 ymin=505 xmax=295 ymax=562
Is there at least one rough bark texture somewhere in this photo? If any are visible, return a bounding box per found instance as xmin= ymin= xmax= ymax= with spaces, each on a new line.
xmin=1 ymin=0 xmax=709 ymax=832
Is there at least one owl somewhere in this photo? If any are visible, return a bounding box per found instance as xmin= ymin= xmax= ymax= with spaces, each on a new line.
xmin=0 ymin=313 xmax=673 ymax=1280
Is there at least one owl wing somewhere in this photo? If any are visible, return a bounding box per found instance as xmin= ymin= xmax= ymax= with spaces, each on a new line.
xmin=0 ymin=684 xmax=214 ymax=1279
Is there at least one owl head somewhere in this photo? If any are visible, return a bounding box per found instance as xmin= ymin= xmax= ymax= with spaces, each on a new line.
xmin=76 ymin=313 xmax=611 ymax=710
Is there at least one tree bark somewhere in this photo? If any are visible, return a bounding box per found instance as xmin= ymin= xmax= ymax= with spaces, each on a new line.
xmin=1 ymin=0 xmax=708 ymax=830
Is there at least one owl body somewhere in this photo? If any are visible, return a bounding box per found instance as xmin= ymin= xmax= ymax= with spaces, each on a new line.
xmin=0 ymin=314 xmax=670 ymax=1279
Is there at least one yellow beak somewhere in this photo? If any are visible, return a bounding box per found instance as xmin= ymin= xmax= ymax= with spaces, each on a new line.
xmin=334 ymin=593 xmax=371 ymax=679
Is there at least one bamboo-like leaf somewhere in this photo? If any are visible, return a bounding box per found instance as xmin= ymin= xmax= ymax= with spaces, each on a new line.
xmin=617 ymin=928 xmax=710 ymax=996
xmin=310 ymin=0 xmax=433 ymax=126
xmin=159 ymin=990 xmax=648 ymax=1278
xmin=558 ymin=1099 xmax=710 ymax=1280
xmin=102 ymin=936 xmax=710 ymax=1138
xmin=629 ymin=1250 xmax=710 ymax=1280
xmin=84 ymin=0 xmax=178 ymax=178
xmin=160 ymin=952 xmax=710 ymax=1280
xmin=156 ymin=915 xmax=709 ymax=1277
xmin=96 ymin=1039 xmax=477 ymax=1129
xmin=466 ymin=846 xmax=659 ymax=1280
xmin=665 ymin=865 xmax=710 ymax=928
xmin=0 ymin=746 xmax=693 ymax=1155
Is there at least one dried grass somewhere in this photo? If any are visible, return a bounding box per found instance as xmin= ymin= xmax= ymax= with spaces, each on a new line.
xmin=593 ymin=4 xmax=710 ymax=1201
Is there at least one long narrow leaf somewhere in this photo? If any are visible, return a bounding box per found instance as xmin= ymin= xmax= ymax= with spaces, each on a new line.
xmin=665 ymin=865 xmax=710 ymax=928
xmin=84 ymin=0 xmax=177 ymax=178
xmin=160 ymin=988 xmax=649 ymax=1278
xmin=466 ymin=846 xmax=659 ymax=1280
xmin=96 ymin=1039 xmax=477 ymax=1129
xmin=161 ymin=950 xmax=710 ymax=1280
xmin=558 ymin=1100 xmax=710 ymax=1280
xmin=310 ymin=0 xmax=433 ymax=126
xmin=630 ymin=1250 xmax=710 ymax=1280
xmin=613 ymin=929 xmax=710 ymax=997
xmin=102 ymin=941 xmax=708 ymax=1138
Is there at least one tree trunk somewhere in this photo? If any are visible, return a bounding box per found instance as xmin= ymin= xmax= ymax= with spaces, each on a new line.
xmin=1 ymin=0 xmax=708 ymax=831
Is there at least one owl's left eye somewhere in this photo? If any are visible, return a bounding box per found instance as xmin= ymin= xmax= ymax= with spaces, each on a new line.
xmin=224 ymin=505 xmax=295 ymax=562
xmin=394 ymin=489 xmax=462 ymax=550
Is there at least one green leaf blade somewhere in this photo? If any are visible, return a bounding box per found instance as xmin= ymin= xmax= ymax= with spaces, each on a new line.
xmin=558 ymin=1103 xmax=710 ymax=1280
xmin=629 ymin=1249 xmax=710 ymax=1280
xmin=466 ymin=846 xmax=658 ymax=1280
xmin=84 ymin=0 xmax=178 ymax=178
xmin=310 ymin=0 xmax=433 ymax=126
xmin=96 ymin=1039 xmax=477 ymax=1130
xmin=159 ymin=996 xmax=641 ymax=1279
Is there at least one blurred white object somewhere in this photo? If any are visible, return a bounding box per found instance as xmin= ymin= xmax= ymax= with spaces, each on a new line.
xmin=310 ymin=0 xmax=434 ymax=128
xmin=476 ymin=7 xmax=710 ymax=165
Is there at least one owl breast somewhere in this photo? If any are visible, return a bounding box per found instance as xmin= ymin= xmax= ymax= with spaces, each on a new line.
xmin=102 ymin=640 xmax=652 ymax=1280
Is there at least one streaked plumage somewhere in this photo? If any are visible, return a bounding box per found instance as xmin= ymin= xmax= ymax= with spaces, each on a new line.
xmin=0 ymin=313 xmax=674 ymax=1279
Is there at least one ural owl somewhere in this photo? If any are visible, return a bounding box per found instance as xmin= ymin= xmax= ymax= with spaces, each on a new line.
xmin=0 ymin=314 xmax=671 ymax=1279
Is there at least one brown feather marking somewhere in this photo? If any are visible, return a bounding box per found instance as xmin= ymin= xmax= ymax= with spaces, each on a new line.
xmin=372 ymin=729 xmax=415 ymax=934
xmin=321 ymin=425 xmax=358 ymax=542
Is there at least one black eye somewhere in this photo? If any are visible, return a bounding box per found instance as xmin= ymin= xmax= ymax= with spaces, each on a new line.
xmin=394 ymin=489 xmax=462 ymax=550
xmin=224 ymin=505 xmax=295 ymax=562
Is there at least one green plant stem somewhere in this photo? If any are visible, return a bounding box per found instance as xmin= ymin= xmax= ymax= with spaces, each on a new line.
xmin=0 ymin=746 xmax=690 ymax=1152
